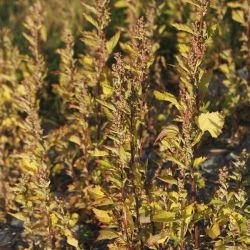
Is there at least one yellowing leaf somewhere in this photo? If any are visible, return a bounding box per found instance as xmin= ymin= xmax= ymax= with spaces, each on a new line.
xmin=50 ymin=212 xmax=59 ymax=227
xmin=193 ymin=157 xmax=207 ymax=168
xmin=21 ymin=158 xmax=38 ymax=173
xmin=93 ymin=208 xmax=113 ymax=223
xmin=172 ymin=23 xmax=195 ymax=35
xmin=153 ymin=211 xmax=175 ymax=222
xmin=154 ymin=90 xmax=181 ymax=110
xmin=9 ymin=212 xmax=27 ymax=222
xmin=232 ymin=9 xmax=245 ymax=24
xmin=102 ymin=82 xmax=113 ymax=96
xmin=83 ymin=13 xmax=99 ymax=29
xmin=166 ymin=156 xmax=186 ymax=169
xmin=227 ymin=2 xmax=244 ymax=8
xmin=69 ymin=135 xmax=81 ymax=145
xmin=89 ymin=148 xmax=109 ymax=157
xmin=157 ymin=175 xmax=178 ymax=185
xmin=206 ymin=222 xmax=220 ymax=239
xmin=97 ymin=230 xmax=119 ymax=241
xmin=155 ymin=124 xmax=179 ymax=143
xmin=97 ymin=99 xmax=116 ymax=112
xmin=88 ymin=185 xmax=106 ymax=200
xmin=67 ymin=235 xmax=79 ymax=249
xmin=82 ymin=2 xmax=98 ymax=14
xmin=197 ymin=112 xmax=224 ymax=138
xmin=114 ymin=0 xmax=128 ymax=8
xmin=178 ymin=43 xmax=189 ymax=53
xmin=183 ymin=0 xmax=199 ymax=7
xmin=106 ymin=31 xmax=121 ymax=55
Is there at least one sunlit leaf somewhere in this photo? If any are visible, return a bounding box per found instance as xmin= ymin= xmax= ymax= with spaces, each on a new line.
xmin=83 ymin=13 xmax=99 ymax=29
xmin=152 ymin=211 xmax=175 ymax=222
xmin=89 ymin=148 xmax=109 ymax=157
xmin=93 ymin=208 xmax=113 ymax=223
xmin=88 ymin=185 xmax=106 ymax=200
xmin=155 ymin=124 xmax=179 ymax=143
xmin=154 ymin=90 xmax=181 ymax=110
xmin=69 ymin=135 xmax=81 ymax=145
xmin=197 ymin=112 xmax=224 ymax=138
xmin=232 ymin=9 xmax=245 ymax=24
xmin=97 ymin=230 xmax=119 ymax=241
xmin=106 ymin=31 xmax=121 ymax=55
xmin=157 ymin=175 xmax=178 ymax=185
xmin=172 ymin=23 xmax=195 ymax=35
xmin=193 ymin=157 xmax=207 ymax=168
xmin=97 ymin=99 xmax=116 ymax=112
xmin=206 ymin=222 xmax=220 ymax=239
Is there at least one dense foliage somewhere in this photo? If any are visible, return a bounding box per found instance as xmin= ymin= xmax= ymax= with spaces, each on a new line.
xmin=0 ymin=0 xmax=249 ymax=249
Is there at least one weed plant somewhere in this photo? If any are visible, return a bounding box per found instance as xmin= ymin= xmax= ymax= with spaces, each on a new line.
xmin=0 ymin=0 xmax=249 ymax=249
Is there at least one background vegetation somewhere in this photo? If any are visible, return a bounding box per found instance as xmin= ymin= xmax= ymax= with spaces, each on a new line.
xmin=0 ymin=0 xmax=249 ymax=249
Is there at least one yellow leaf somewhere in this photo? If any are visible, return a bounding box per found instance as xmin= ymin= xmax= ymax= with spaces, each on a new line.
xmin=106 ymin=31 xmax=121 ymax=55
xmin=154 ymin=90 xmax=181 ymax=110
xmin=87 ymin=185 xmax=106 ymax=200
xmin=93 ymin=208 xmax=113 ymax=223
xmin=172 ymin=23 xmax=195 ymax=35
xmin=114 ymin=0 xmax=128 ymax=8
xmin=232 ymin=9 xmax=245 ymax=24
xmin=153 ymin=211 xmax=175 ymax=222
xmin=206 ymin=222 xmax=220 ymax=239
xmin=97 ymin=230 xmax=119 ymax=241
xmin=89 ymin=148 xmax=109 ymax=157
xmin=83 ymin=13 xmax=99 ymax=29
xmin=155 ymin=124 xmax=179 ymax=143
xmin=9 ymin=212 xmax=27 ymax=222
xmin=197 ymin=112 xmax=224 ymax=138
xmin=97 ymin=99 xmax=116 ymax=112
xmin=193 ymin=157 xmax=207 ymax=168
xmin=69 ymin=135 xmax=81 ymax=145
xmin=166 ymin=156 xmax=186 ymax=169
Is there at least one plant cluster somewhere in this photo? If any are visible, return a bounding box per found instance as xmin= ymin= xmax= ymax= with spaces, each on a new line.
xmin=0 ymin=0 xmax=249 ymax=249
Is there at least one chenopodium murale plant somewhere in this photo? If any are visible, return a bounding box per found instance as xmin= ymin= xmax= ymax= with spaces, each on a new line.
xmin=86 ymin=18 xmax=157 ymax=249
xmin=51 ymin=28 xmax=92 ymax=213
xmin=150 ymin=0 xmax=226 ymax=249
xmin=10 ymin=2 xmax=79 ymax=249
xmin=207 ymin=150 xmax=250 ymax=249
xmin=0 ymin=28 xmax=24 ymax=222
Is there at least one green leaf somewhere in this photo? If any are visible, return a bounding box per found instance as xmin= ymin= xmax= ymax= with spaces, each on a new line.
xmin=97 ymin=230 xmax=119 ymax=241
xmin=206 ymin=222 xmax=220 ymax=239
xmin=106 ymin=31 xmax=121 ymax=55
xmin=153 ymin=211 xmax=175 ymax=222
xmin=93 ymin=208 xmax=113 ymax=223
xmin=154 ymin=90 xmax=181 ymax=110
xmin=172 ymin=23 xmax=195 ymax=35
xmin=197 ymin=112 xmax=224 ymax=138
xmin=232 ymin=9 xmax=245 ymax=24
